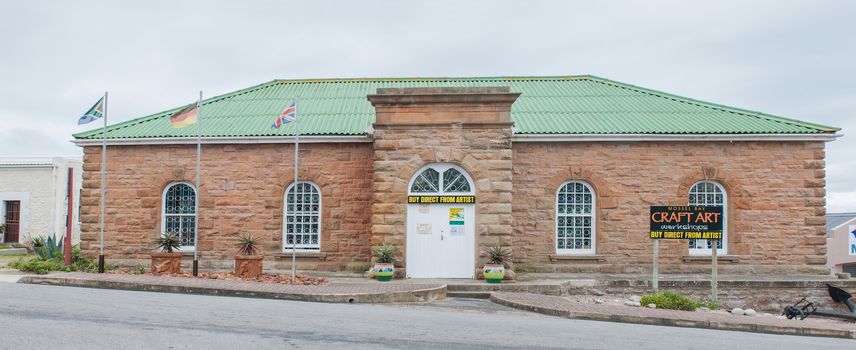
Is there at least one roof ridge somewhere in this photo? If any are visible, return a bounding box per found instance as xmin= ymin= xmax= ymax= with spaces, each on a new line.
xmin=273 ymin=75 xmax=591 ymax=84
xmin=583 ymin=76 xmax=840 ymax=133
xmin=73 ymin=79 xmax=284 ymax=139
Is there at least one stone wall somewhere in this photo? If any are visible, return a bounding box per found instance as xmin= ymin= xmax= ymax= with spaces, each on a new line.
xmin=511 ymin=141 xmax=828 ymax=274
xmin=369 ymin=87 xmax=519 ymax=276
xmin=79 ymin=143 xmax=374 ymax=271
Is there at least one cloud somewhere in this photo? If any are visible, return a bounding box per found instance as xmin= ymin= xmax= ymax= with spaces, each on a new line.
xmin=0 ymin=0 xmax=854 ymax=211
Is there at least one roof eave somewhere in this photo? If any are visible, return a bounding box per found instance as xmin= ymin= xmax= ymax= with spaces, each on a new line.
xmin=511 ymin=133 xmax=843 ymax=142
xmin=71 ymin=135 xmax=373 ymax=147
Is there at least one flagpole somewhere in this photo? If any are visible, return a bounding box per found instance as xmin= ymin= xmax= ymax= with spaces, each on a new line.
xmin=98 ymin=91 xmax=108 ymax=273
xmin=291 ymin=96 xmax=300 ymax=284
xmin=193 ymin=91 xmax=202 ymax=276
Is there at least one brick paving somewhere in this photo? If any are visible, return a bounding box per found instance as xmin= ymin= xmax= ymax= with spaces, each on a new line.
xmin=21 ymin=272 xmax=446 ymax=303
xmin=490 ymin=292 xmax=856 ymax=339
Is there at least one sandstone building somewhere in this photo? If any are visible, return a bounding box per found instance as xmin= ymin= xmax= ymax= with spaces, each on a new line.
xmin=73 ymin=76 xmax=841 ymax=277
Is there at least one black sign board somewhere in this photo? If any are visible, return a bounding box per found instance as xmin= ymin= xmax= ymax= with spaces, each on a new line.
xmin=407 ymin=195 xmax=476 ymax=204
xmin=649 ymin=206 xmax=723 ymax=240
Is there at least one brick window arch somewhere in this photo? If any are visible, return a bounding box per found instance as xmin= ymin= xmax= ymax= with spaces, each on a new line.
xmin=556 ymin=181 xmax=596 ymax=254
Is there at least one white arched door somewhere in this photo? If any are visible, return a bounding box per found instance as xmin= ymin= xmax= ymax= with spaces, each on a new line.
xmin=406 ymin=164 xmax=476 ymax=278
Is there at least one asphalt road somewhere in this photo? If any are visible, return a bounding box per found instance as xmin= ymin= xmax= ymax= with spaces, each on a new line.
xmin=0 ymin=283 xmax=853 ymax=349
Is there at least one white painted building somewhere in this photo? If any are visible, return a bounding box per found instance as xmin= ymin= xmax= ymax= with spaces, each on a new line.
xmin=0 ymin=156 xmax=82 ymax=245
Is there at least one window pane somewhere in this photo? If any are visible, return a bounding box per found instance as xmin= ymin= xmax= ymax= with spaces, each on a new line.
xmin=285 ymin=182 xmax=321 ymax=250
xmin=557 ymin=181 xmax=594 ymax=252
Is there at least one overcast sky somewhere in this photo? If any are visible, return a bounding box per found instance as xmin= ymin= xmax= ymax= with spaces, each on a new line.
xmin=1 ymin=0 xmax=853 ymax=211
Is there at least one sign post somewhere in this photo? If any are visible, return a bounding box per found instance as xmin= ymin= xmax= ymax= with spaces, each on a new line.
xmin=649 ymin=206 xmax=723 ymax=299
xmin=653 ymin=239 xmax=659 ymax=294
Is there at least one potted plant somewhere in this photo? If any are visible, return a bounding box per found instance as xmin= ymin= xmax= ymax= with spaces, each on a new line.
xmin=371 ymin=244 xmax=396 ymax=282
xmin=234 ymin=233 xmax=264 ymax=279
xmin=483 ymin=246 xmax=510 ymax=283
xmin=151 ymin=232 xmax=182 ymax=275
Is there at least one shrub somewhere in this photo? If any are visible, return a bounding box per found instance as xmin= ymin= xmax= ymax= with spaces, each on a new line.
xmin=8 ymin=245 xmax=113 ymax=274
xmin=512 ymin=263 xmax=536 ymax=273
xmin=640 ymin=291 xmax=717 ymax=311
xmin=9 ymin=258 xmax=66 ymax=275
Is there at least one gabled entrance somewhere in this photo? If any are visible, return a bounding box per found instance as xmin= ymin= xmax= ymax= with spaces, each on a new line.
xmin=406 ymin=164 xmax=475 ymax=278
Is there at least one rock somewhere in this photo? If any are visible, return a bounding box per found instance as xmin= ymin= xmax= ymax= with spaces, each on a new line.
xmin=647 ymin=304 xmax=656 ymax=308
xmin=629 ymin=295 xmax=642 ymax=303
xmin=624 ymin=300 xmax=639 ymax=307
xmin=594 ymin=299 xmax=605 ymax=304
xmin=590 ymin=289 xmax=605 ymax=296
xmin=763 ymin=313 xmax=773 ymax=317
xmin=731 ymin=308 xmax=744 ymax=315
xmin=698 ymin=307 xmax=710 ymax=312
xmin=743 ymin=309 xmax=757 ymax=316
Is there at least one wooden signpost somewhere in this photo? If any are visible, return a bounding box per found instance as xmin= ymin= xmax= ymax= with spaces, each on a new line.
xmin=649 ymin=206 xmax=723 ymax=302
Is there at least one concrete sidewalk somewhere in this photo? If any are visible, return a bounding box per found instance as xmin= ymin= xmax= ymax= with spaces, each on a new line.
xmin=490 ymin=292 xmax=856 ymax=340
xmin=20 ymin=272 xmax=445 ymax=303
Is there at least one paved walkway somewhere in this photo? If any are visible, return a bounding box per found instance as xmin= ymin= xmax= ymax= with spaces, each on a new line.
xmin=490 ymin=292 xmax=856 ymax=339
xmin=20 ymin=272 xmax=445 ymax=303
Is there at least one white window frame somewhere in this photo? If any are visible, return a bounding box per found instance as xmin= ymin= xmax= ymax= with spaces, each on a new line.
xmin=407 ymin=163 xmax=475 ymax=196
xmin=555 ymin=181 xmax=596 ymax=255
xmin=283 ymin=181 xmax=322 ymax=251
xmin=161 ymin=182 xmax=196 ymax=251
xmin=688 ymin=180 xmax=727 ymax=255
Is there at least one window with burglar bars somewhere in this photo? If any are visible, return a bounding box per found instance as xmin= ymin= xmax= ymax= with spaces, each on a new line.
xmin=688 ymin=181 xmax=726 ymax=254
xmin=284 ymin=182 xmax=321 ymax=251
xmin=162 ymin=183 xmax=196 ymax=248
xmin=556 ymin=181 xmax=595 ymax=254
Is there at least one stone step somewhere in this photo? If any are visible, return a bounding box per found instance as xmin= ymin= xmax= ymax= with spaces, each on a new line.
xmin=447 ymin=291 xmax=492 ymax=299
xmin=0 ymin=248 xmax=27 ymax=256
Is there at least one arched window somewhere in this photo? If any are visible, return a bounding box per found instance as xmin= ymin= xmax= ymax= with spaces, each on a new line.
xmin=284 ymin=182 xmax=321 ymax=251
xmin=688 ymin=181 xmax=727 ymax=254
xmin=556 ymin=181 xmax=595 ymax=254
xmin=162 ymin=182 xmax=196 ymax=249
xmin=409 ymin=164 xmax=473 ymax=195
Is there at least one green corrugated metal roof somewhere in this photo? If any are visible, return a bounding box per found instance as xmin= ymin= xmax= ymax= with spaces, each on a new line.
xmin=73 ymin=75 xmax=839 ymax=140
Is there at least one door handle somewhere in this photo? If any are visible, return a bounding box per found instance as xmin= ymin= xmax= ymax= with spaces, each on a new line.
xmin=441 ymin=234 xmax=444 ymax=240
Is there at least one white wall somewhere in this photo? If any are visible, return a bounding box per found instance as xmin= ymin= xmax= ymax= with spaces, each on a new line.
xmin=0 ymin=156 xmax=82 ymax=244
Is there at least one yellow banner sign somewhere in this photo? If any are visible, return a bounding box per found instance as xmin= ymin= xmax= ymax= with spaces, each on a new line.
xmin=407 ymin=195 xmax=476 ymax=204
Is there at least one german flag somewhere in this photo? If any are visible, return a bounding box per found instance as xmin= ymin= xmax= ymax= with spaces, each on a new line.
xmin=170 ymin=104 xmax=198 ymax=128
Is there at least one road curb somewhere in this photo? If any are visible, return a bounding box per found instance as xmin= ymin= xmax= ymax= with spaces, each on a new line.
xmin=20 ymin=274 xmax=446 ymax=304
xmin=489 ymin=293 xmax=856 ymax=340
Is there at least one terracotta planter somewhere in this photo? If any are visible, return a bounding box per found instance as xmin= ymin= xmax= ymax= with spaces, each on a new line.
xmin=483 ymin=263 xmax=506 ymax=283
xmin=372 ymin=263 xmax=395 ymax=281
xmin=151 ymin=252 xmax=181 ymax=275
xmin=234 ymin=255 xmax=264 ymax=279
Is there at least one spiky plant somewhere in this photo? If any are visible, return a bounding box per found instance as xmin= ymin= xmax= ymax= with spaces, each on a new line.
xmin=236 ymin=233 xmax=261 ymax=256
xmin=154 ymin=232 xmax=182 ymax=253
xmin=31 ymin=235 xmax=63 ymax=260
xmin=373 ymin=244 xmax=396 ymax=264
xmin=484 ymin=246 xmax=510 ymax=266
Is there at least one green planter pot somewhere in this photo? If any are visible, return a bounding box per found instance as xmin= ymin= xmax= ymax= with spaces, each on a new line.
xmin=372 ymin=263 xmax=395 ymax=281
xmin=483 ymin=264 xmax=506 ymax=283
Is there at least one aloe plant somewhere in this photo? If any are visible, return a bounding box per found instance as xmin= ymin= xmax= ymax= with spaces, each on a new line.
xmin=236 ymin=233 xmax=261 ymax=256
xmin=32 ymin=235 xmax=64 ymax=260
xmin=373 ymin=245 xmax=396 ymax=264
xmin=154 ymin=232 xmax=182 ymax=253
xmin=484 ymin=246 xmax=510 ymax=266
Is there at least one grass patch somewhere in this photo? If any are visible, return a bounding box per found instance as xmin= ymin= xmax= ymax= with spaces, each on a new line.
xmin=511 ymin=263 xmax=536 ymax=273
xmin=640 ymin=291 xmax=718 ymax=311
